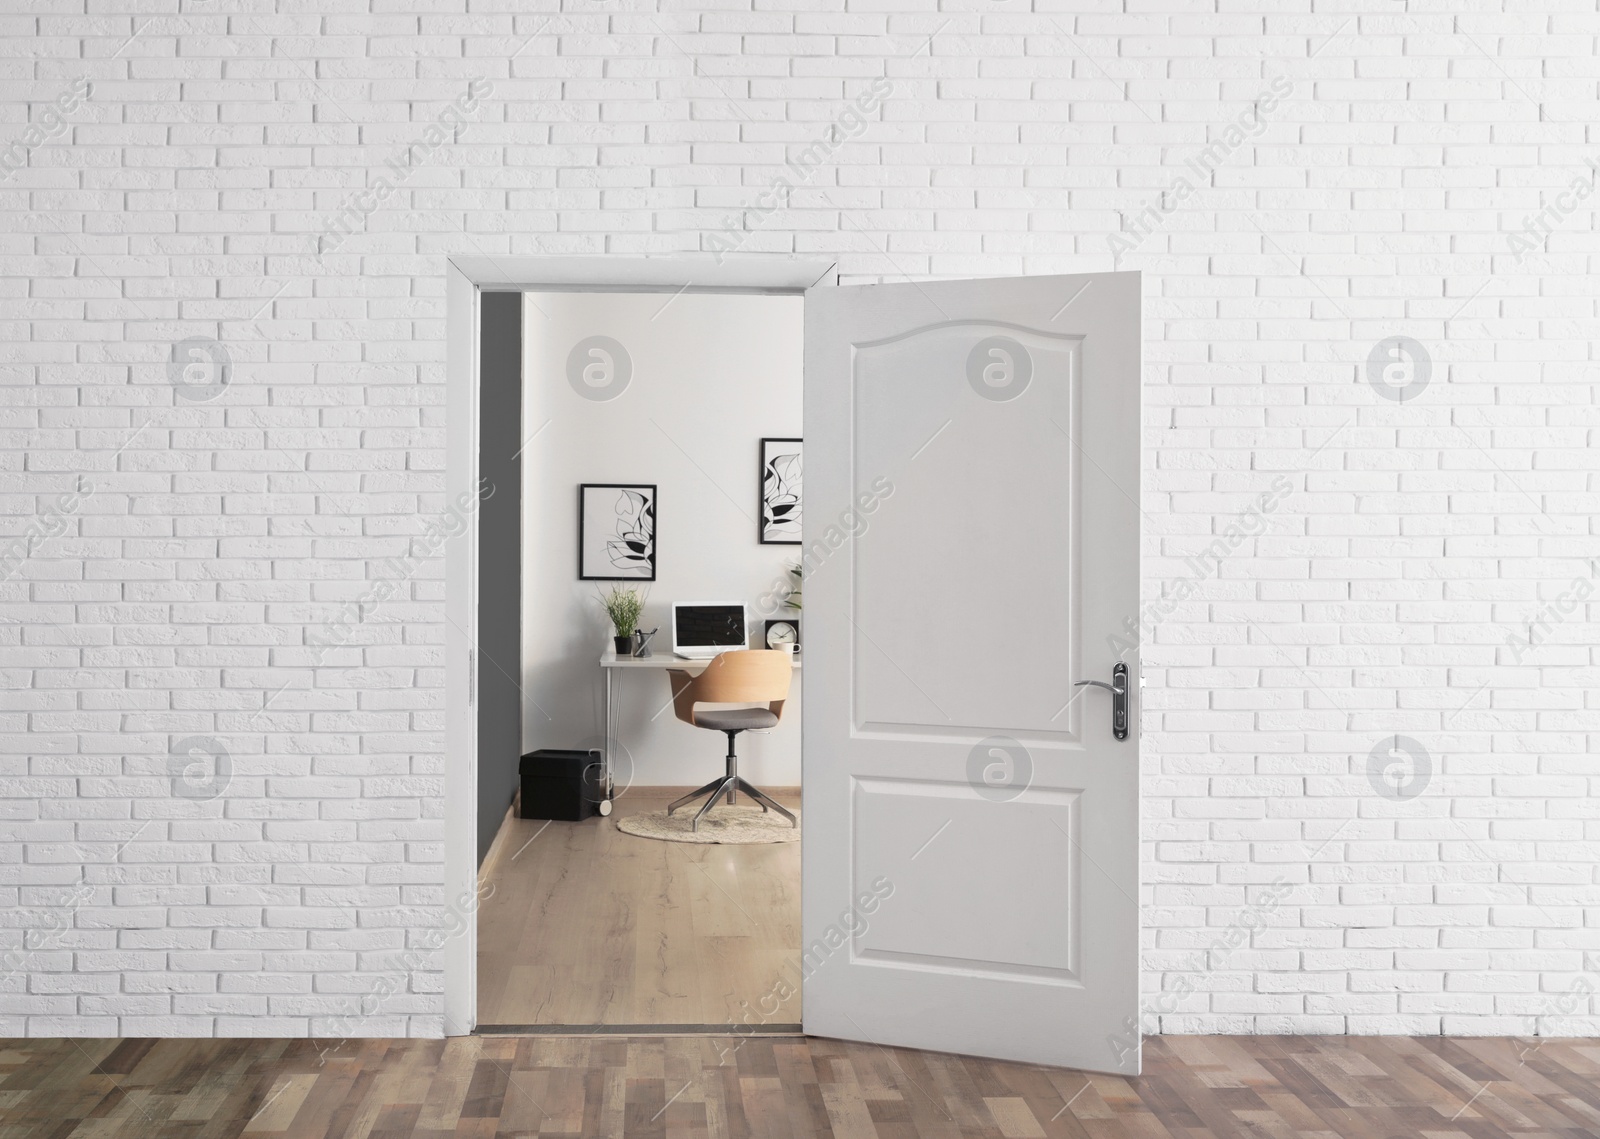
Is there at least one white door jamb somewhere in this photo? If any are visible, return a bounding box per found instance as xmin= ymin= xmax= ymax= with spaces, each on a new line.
xmin=442 ymin=255 xmax=836 ymax=1035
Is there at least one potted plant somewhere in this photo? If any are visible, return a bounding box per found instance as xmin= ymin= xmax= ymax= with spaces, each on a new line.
xmin=785 ymin=562 xmax=801 ymax=610
xmin=600 ymin=585 xmax=646 ymax=656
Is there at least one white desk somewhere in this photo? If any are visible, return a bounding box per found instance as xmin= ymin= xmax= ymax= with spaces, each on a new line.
xmin=598 ymin=650 xmax=801 ymax=811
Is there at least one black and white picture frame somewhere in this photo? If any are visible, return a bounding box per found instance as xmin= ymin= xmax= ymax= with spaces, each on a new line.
xmin=579 ymin=483 xmax=656 ymax=580
xmin=760 ymin=437 xmax=802 ymax=544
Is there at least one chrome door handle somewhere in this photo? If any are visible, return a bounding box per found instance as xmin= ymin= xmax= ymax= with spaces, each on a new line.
xmin=1075 ymin=661 xmax=1129 ymax=740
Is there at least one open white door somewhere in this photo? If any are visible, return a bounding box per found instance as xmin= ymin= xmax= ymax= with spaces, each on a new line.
xmin=802 ymin=271 xmax=1141 ymax=1074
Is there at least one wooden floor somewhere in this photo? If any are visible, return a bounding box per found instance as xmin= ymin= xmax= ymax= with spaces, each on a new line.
xmin=4 ymin=1033 xmax=1599 ymax=1137
xmin=477 ymin=790 xmax=802 ymax=1028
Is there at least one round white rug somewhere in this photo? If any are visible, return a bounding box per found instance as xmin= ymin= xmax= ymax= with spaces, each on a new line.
xmin=616 ymin=804 xmax=800 ymax=845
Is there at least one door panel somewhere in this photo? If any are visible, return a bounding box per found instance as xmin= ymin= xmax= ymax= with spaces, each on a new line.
xmin=852 ymin=777 xmax=1081 ymax=982
xmin=803 ymin=272 xmax=1141 ymax=1074
xmin=852 ymin=324 xmax=1081 ymax=741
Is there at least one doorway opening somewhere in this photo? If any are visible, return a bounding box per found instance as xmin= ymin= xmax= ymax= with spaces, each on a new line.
xmin=473 ymin=282 xmax=813 ymax=1033
xmin=446 ymin=257 xmax=1143 ymax=1074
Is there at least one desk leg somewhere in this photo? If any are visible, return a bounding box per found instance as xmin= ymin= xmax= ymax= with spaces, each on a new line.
xmin=600 ymin=667 xmax=614 ymax=816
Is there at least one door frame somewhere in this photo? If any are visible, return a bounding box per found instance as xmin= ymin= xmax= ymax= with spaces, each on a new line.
xmin=443 ymin=255 xmax=838 ymax=1035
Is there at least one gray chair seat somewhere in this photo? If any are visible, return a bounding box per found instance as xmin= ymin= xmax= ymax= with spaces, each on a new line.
xmin=693 ymin=707 xmax=779 ymax=731
xmin=665 ymin=650 xmax=796 ymax=831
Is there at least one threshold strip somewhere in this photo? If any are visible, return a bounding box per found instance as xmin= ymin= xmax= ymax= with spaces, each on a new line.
xmin=475 ymin=1023 xmax=804 ymax=1037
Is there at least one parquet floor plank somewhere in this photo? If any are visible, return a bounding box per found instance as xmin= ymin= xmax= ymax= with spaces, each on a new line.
xmin=2 ymin=1035 xmax=1598 ymax=1138
xmin=477 ymin=790 xmax=802 ymax=1028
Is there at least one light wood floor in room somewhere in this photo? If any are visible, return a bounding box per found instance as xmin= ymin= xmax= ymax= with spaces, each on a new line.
xmin=6 ymin=1034 xmax=1600 ymax=1138
xmin=477 ymin=789 xmax=801 ymax=1028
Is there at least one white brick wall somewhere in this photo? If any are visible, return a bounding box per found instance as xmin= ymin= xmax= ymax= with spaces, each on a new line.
xmin=4 ymin=2 xmax=1598 ymax=1039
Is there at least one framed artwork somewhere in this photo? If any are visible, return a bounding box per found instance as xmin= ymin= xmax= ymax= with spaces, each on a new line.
xmin=579 ymin=483 xmax=656 ymax=580
xmin=760 ymin=437 xmax=802 ymax=544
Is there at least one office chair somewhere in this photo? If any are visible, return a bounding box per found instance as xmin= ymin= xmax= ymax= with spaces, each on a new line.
xmin=665 ymin=649 xmax=797 ymax=832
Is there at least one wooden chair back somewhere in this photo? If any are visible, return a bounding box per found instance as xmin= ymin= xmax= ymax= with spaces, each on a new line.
xmin=668 ymin=649 xmax=792 ymax=727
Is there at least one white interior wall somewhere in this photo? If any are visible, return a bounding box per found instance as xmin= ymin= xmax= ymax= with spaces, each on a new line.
xmin=519 ymin=291 xmax=804 ymax=789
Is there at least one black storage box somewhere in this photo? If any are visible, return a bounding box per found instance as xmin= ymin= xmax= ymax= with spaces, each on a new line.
xmin=519 ymin=749 xmax=604 ymax=821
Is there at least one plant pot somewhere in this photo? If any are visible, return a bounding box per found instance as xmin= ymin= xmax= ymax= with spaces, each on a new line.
xmin=613 ymin=634 xmax=636 ymax=657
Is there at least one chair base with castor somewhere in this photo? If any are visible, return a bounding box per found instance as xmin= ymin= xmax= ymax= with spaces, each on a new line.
xmin=665 ymin=653 xmax=798 ymax=832
xmin=667 ymin=724 xmax=797 ymax=831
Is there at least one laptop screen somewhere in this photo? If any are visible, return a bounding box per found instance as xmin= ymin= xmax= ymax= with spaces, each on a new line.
xmin=674 ymin=604 xmax=747 ymax=650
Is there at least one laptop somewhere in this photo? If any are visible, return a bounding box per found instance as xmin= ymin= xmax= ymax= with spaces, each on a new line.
xmin=672 ymin=602 xmax=748 ymax=659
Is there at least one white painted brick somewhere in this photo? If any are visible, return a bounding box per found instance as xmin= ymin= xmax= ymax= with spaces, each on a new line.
xmin=0 ymin=3 xmax=1594 ymax=1041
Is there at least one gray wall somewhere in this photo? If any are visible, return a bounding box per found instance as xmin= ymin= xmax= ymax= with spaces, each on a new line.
xmin=478 ymin=292 xmax=522 ymax=863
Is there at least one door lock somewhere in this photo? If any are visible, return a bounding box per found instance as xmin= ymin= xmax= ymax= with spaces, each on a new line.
xmin=1075 ymin=661 xmax=1129 ymax=740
